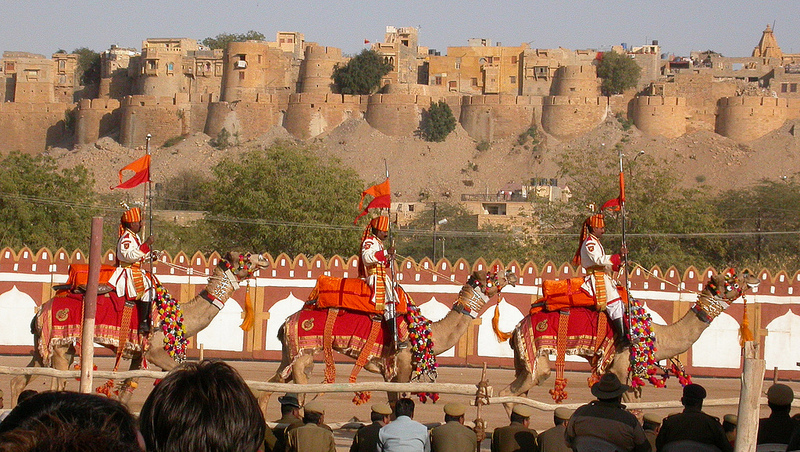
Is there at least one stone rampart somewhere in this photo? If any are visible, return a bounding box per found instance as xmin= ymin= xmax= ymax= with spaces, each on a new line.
xmin=715 ymin=96 xmax=789 ymax=142
xmin=551 ymin=65 xmax=599 ymax=96
xmin=541 ymin=96 xmax=608 ymax=139
xmin=459 ymin=95 xmax=541 ymax=142
xmin=1 ymin=246 xmax=798 ymax=377
xmin=631 ymin=96 xmax=687 ymax=138
xmin=300 ymin=45 xmax=342 ymax=94
xmin=119 ymin=95 xmax=192 ymax=147
xmin=365 ymin=93 xmax=428 ymax=136
xmin=0 ymin=102 xmax=74 ymax=154
xmin=283 ymin=93 xmax=364 ymax=139
xmin=75 ymin=98 xmax=122 ymax=145
xmin=205 ymin=94 xmax=290 ymax=141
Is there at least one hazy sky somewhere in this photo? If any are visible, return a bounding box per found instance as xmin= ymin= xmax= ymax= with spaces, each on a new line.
xmin=1 ymin=1 xmax=798 ymax=58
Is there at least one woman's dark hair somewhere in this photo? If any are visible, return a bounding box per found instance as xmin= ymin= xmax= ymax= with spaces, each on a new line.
xmin=139 ymin=359 xmax=265 ymax=452
xmin=0 ymin=391 xmax=140 ymax=450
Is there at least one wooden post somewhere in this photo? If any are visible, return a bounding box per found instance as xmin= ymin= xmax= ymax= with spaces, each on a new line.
xmin=79 ymin=217 xmax=103 ymax=393
xmin=199 ymin=343 xmax=204 ymax=361
xmin=734 ymin=341 xmax=766 ymax=452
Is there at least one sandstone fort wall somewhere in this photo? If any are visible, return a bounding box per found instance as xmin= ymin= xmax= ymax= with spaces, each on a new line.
xmin=550 ymin=65 xmax=599 ymax=96
xmin=0 ymin=102 xmax=73 ymax=153
xmin=119 ymin=95 xmax=188 ymax=147
xmin=283 ymin=93 xmax=364 ymax=139
xmin=541 ymin=96 xmax=609 ymax=139
xmin=0 ymin=246 xmax=798 ymax=377
xmin=364 ymin=93 xmax=427 ymax=136
xmin=715 ymin=96 xmax=789 ymax=142
xmin=300 ymin=45 xmax=342 ymax=94
xmin=631 ymin=96 xmax=688 ymax=138
xmin=459 ymin=95 xmax=540 ymax=142
xmin=75 ymin=98 xmax=122 ymax=145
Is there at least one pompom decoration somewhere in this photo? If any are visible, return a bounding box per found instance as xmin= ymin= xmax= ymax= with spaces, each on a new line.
xmin=406 ymin=303 xmax=439 ymax=403
xmin=155 ymin=285 xmax=187 ymax=362
xmin=628 ymin=296 xmax=692 ymax=389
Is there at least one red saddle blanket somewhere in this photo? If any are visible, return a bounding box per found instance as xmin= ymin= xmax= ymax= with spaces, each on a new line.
xmin=514 ymin=307 xmax=615 ymax=372
xmin=310 ymin=275 xmax=409 ymax=315
xmin=38 ymin=292 xmax=151 ymax=362
xmin=283 ymin=308 xmax=409 ymax=372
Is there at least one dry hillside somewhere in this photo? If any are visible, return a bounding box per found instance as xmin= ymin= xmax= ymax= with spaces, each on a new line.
xmin=48 ymin=115 xmax=800 ymax=204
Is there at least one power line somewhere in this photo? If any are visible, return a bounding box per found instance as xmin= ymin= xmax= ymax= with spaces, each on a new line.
xmin=3 ymin=191 xmax=800 ymax=239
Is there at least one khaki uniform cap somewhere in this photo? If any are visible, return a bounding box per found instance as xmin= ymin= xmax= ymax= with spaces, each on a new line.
xmin=767 ymin=384 xmax=793 ymax=406
xmin=512 ymin=404 xmax=534 ymax=418
xmin=371 ymin=403 xmax=392 ymax=416
xmin=443 ymin=402 xmax=466 ymax=417
xmin=643 ymin=413 xmax=663 ymax=425
xmin=723 ymin=414 xmax=738 ymax=425
xmin=303 ymin=400 xmax=325 ymax=415
xmin=554 ymin=407 xmax=573 ymax=421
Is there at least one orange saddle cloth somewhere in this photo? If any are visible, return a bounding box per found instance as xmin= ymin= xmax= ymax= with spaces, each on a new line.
xmin=65 ymin=264 xmax=117 ymax=290
xmin=533 ymin=277 xmax=628 ymax=314
xmin=310 ymin=275 xmax=408 ymax=315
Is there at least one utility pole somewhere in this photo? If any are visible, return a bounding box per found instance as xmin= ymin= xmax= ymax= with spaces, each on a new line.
xmin=432 ymin=202 xmax=437 ymax=261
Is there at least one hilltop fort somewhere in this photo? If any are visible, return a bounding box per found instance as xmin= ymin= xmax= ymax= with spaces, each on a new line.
xmin=2 ymin=25 xmax=799 ymax=153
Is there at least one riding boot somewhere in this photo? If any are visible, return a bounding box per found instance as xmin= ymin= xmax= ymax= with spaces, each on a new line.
xmin=611 ymin=318 xmax=631 ymax=347
xmin=137 ymin=300 xmax=152 ymax=334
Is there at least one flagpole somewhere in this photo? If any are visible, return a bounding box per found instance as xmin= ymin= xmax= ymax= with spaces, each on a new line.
xmin=617 ymin=147 xmax=631 ymax=333
xmin=146 ymin=133 xmax=153 ymax=273
xmin=383 ymin=159 xmax=399 ymax=350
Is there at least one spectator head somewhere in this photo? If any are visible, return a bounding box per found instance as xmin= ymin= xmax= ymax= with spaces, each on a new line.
xmin=394 ymin=398 xmax=415 ymax=419
xmin=591 ymin=373 xmax=629 ymax=402
xmin=766 ymin=384 xmax=793 ymax=412
xmin=681 ymin=384 xmax=707 ymax=409
xmin=443 ymin=402 xmax=466 ymax=424
xmin=0 ymin=391 xmax=141 ymax=450
xmin=642 ymin=413 xmax=662 ymax=432
xmin=279 ymin=393 xmax=301 ymax=416
xmin=139 ymin=359 xmax=265 ymax=452
xmin=553 ymin=407 xmax=573 ymax=426
xmin=303 ymin=400 xmax=325 ymax=425
xmin=0 ymin=389 xmax=3 ymax=409
xmin=510 ymin=404 xmax=534 ymax=426
xmin=722 ymin=414 xmax=737 ymax=433
xmin=17 ymin=390 xmax=38 ymax=405
xmin=370 ymin=403 xmax=392 ymax=423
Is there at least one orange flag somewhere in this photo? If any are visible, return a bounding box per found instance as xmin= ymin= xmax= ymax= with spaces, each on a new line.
xmin=111 ymin=155 xmax=151 ymax=190
xmin=354 ymin=178 xmax=391 ymax=223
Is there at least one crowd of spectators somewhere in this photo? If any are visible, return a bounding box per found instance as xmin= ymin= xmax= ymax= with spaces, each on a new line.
xmin=0 ymin=361 xmax=797 ymax=452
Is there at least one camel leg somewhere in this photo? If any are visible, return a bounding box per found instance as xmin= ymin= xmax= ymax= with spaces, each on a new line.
xmin=386 ymin=349 xmax=412 ymax=405
xmin=609 ymin=351 xmax=642 ymax=402
xmin=291 ymin=353 xmax=315 ymax=405
xmin=500 ymin=354 xmax=552 ymax=416
xmin=10 ymin=351 xmax=46 ymax=408
xmin=117 ymin=355 xmax=143 ymax=406
xmin=49 ymin=344 xmax=74 ymax=392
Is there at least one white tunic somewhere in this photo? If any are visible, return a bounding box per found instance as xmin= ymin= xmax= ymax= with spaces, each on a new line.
xmin=579 ymin=234 xmax=623 ymax=319
xmin=360 ymin=236 xmax=394 ymax=307
xmin=109 ymin=229 xmax=155 ymax=302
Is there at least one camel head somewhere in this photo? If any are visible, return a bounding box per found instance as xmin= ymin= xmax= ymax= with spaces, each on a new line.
xmin=455 ymin=268 xmax=517 ymax=316
xmin=693 ymin=269 xmax=759 ymax=323
xmin=221 ymin=252 xmax=269 ymax=281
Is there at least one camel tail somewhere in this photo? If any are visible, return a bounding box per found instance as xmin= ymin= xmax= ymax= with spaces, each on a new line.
xmin=30 ymin=315 xmax=37 ymax=335
xmin=492 ymin=302 xmax=514 ymax=343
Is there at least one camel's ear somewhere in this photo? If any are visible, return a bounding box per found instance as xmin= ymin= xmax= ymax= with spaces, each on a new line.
xmin=473 ymin=270 xmax=488 ymax=285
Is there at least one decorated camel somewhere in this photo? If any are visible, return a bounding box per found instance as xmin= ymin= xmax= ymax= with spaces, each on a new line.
xmin=268 ymin=267 xmax=516 ymax=403
xmin=10 ymin=251 xmax=268 ymax=406
xmin=498 ymin=269 xmax=759 ymax=403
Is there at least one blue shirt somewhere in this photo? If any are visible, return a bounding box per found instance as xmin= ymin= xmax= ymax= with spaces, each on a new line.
xmin=377 ymin=416 xmax=431 ymax=452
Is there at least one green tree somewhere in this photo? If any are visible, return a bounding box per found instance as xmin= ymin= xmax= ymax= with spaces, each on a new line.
xmin=201 ymin=31 xmax=266 ymax=50
xmin=420 ymin=100 xmax=457 ymax=142
xmin=714 ymin=175 xmax=800 ymax=270
xmin=203 ymin=141 xmax=364 ymax=256
xmin=395 ymin=202 xmax=523 ymax=263
xmin=596 ymin=51 xmax=641 ymax=95
xmin=0 ymin=152 xmax=98 ymax=251
xmin=524 ymin=146 xmax=727 ymax=270
xmin=331 ymin=49 xmax=393 ymax=95
xmin=72 ymin=47 xmax=101 ymax=86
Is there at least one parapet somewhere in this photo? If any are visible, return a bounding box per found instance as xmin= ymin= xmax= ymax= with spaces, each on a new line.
xmin=632 ymin=95 xmax=688 ymax=138
xmin=715 ymin=96 xmax=789 ymax=142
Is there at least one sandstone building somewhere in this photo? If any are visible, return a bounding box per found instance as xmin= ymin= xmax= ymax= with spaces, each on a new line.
xmin=0 ymin=25 xmax=798 ymax=155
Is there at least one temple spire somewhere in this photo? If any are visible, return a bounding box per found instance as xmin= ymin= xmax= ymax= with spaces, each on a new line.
xmin=753 ymin=24 xmax=783 ymax=59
